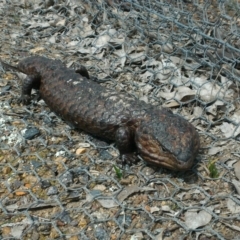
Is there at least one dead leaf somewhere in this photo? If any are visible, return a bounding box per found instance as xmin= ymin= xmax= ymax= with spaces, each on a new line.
xmin=161 ymin=205 xmax=173 ymax=212
xmin=208 ymin=147 xmax=222 ymax=155
xmin=185 ymin=209 xmax=212 ymax=229
xmin=231 ymin=110 xmax=240 ymax=124
xmin=219 ymin=123 xmax=240 ymax=138
xmin=161 ymin=42 xmax=173 ymax=53
xmin=117 ymin=185 xmax=155 ymax=203
xmin=96 ymin=198 xmax=119 ymax=208
xmin=56 ymin=19 xmax=66 ymax=26
xmin=142 ymin=58 xmax=161 ymax=68
xmin=128 ymin=52 xmax=146 ymax=64
xmin=114 ymin=48 xmax=126 ymax=67
xmin=29 ymin=47 xmax=45 ymax=53
xmin=162 ymin=101 xmax=180 ymax=108
xmin=191 ymin=77 xmax=232 ymax=103
xmin=130 ymin=232 xmax=144 ymax=240
xmin=169 ymin=56 xmax=185 ymax=66
xmin=78 ymin=143 xmax=90 ymax=148
xmin=117 ymin=185 xmax=141 ymax=203
xmin=5 ymin=204 xmax=19 ymax=212
xmin=93 ymin=34 xmax=111 ymax=49
xmin=170 ymin=75 xmax=190 ymax=86
xmin=77 ymin=47 xmax=91 ymax=54
xmin=234 ymin=161 xmax=240 ymax=181
xmin=226 ymin=159 xmax=237 ymax=168
xmin=157 ymin=58 xmax=180 ymax=81
xmin=232 ymin=179 xmax=240 ymax=195
xmin=206 ymin=100 xmax=225 ymax=116
xmin=93 ymin=28 xmax=124 ymax=51
xmin=222 ymin=222 xmax=240 ymax=232
xmin=150 ymin=206 xmax=160 ymax=213
xmin=160 ymin=86 xmax=196 ymax=107
xmin=28 ymin=21 xmax=50 ymax=29
xmin=227 ymin=198 xmax=240 ymax=214
xmin=193 ymin=106 xmax=203 ymax=117
xmin=1 ymin=218 xmax=32 ymax=238
xmin=142 ymin=58 xmax=179 ymax=82
xmin=139 ymin=95 xmax=149 ymax=103
xmin=48 ymin=35 xmax=56 ymax=44
xmin=141 ymin=70 xmax=154 ymax=83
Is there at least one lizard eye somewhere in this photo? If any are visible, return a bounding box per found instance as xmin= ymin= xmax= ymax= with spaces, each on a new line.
xmin=161 ymin=146 xmax=168 ymax=152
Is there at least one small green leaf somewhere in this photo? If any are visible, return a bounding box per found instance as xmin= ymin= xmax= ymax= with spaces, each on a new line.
xmin=113 ymin=165 xmax=122 ymax=179
xmin=208 ymin=160 xmax=219 ymax=179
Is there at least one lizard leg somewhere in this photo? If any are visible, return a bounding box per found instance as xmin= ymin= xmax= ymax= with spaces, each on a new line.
xmin=75 ymin=66 xmax=101 ymax=83
xmin=115 ymin=127 xmax=139 ymax=165
xmin=75 ymin=66 xmax=90 ymax=79
xmin=20 ymin=75 xmax=41 ymax=104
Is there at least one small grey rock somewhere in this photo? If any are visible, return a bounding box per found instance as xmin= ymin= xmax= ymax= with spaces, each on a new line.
xmin=47 ymin=186 xmax=58 ymax=195
xmin=22 ymin=127 xmax=40 ymax=140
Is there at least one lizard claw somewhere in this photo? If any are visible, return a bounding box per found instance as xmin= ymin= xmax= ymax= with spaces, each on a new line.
xmin=17 ymin=95 xmax=31 ymax=105
xmin=117 ymin=153 xmax=139 ymax=166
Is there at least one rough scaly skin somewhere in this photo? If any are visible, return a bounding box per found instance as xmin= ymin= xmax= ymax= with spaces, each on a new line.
xmin=1 ymin=56 xmax=200 ymax=171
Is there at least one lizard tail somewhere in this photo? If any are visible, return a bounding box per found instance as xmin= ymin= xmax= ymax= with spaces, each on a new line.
xmin=0 ymin=59 xmax=21 ymax=72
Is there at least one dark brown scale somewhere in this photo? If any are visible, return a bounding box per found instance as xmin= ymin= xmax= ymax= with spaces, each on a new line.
xmin=1 ymin=56 xmax=200 ymax=171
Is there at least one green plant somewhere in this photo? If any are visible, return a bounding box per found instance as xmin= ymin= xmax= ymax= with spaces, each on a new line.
xmin=113 ymin=165 xmax=122 ymax=179
xmin=208 ymin=160 xmax=219 ymax=179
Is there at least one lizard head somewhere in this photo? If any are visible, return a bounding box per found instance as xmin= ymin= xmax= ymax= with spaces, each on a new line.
xmin=135 ymin=108 xmax=200 ymax=171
